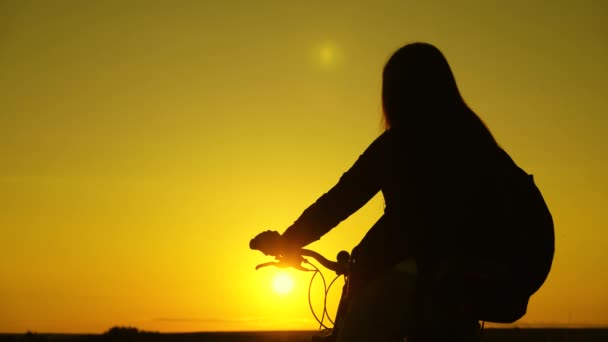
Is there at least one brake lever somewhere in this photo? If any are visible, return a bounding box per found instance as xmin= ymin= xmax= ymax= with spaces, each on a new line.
xmin=255 ymin=261 xmax=283 ymax=270
xmin=254 ymin=256 xmax=314 ymax=272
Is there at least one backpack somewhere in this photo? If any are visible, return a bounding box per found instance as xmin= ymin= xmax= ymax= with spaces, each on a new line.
xmin=468 ymin=147 xmax=555 ymax=323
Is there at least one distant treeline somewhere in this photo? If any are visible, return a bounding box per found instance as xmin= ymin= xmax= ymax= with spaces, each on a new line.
xmin=1 ymin=328 xmax=608 ymax=342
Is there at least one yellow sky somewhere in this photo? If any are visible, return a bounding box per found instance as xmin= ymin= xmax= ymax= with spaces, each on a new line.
xmin=1 ymin=0 xmax=607 ymax=333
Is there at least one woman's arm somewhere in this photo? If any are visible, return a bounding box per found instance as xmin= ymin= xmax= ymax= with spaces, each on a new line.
xmin=281 ymin=131 xmax=392 ymax=249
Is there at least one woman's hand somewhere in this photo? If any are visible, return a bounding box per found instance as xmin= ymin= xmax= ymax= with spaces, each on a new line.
xmin=249 ymin=230 xmax=288 ymax=256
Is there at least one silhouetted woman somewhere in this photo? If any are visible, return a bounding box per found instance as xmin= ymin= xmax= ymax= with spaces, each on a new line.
xmin=252 ymin=42 xmax=509 ymax=341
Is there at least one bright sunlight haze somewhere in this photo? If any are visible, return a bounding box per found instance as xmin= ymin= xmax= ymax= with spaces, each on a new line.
xmin=1 ymin=0 xmax=607 ymax=334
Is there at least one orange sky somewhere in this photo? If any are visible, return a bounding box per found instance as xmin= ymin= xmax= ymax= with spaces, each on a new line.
xmin=1 ymin=0 xmax=607 ymax=333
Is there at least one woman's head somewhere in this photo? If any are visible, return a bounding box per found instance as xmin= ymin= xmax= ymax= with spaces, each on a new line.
xmin=381 ymin=42 xmax=465 ymax=130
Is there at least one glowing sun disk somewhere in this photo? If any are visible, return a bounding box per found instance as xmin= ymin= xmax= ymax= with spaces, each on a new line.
xmin=272 ymin=272 xmax=294 ymax=295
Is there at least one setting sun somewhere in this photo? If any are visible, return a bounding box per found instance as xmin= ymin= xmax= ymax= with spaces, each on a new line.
xmin=272 ymin=272 xmax=295 ymax=296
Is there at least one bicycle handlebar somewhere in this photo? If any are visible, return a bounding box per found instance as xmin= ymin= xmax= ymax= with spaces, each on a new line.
xmin=249 ymin=231 xmax=350 ymax=275
xmin=300 ymin=249 xmax=350 ymax=275
xmin=252 ymin=246 xmax=350 ymax=275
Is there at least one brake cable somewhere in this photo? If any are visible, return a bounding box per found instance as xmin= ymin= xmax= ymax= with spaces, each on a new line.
xmin=303 ymin=259 xmax=344 ymax=331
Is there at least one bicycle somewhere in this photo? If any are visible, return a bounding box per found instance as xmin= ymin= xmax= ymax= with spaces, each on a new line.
xmin=251 ymin=239 xmax=350 ymax=339
xmin=250 ymin=237 xmax=484 ymax=342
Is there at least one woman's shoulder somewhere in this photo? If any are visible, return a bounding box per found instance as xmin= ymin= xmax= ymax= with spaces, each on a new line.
xmin=364 ymin=129 xmax=401 ymax=154
xmin=359 ymin=129 xmax=409 ymax=165
xmin=371 ymin=128 xmax=403 ymax=146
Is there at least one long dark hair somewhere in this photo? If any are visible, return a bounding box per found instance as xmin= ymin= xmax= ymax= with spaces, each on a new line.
xmin=381 ymin=42 xmax=496 ymax=147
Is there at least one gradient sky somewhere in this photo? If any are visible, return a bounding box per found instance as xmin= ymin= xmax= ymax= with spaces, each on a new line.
xmin=1 ymin=0 xmax=607 ymax=334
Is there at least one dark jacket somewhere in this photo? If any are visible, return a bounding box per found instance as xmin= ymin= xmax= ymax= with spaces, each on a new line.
xmin=282 ymin=126 xmax=501 ymax=282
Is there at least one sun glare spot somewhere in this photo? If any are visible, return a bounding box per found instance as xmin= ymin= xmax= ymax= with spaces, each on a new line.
xmin=272 ymin=272 xmax=294 ymax=296
xmin=314 ymin=42 xmax=340 ymax=69
xmin=320 ymin=46 xmax=334 ymax=65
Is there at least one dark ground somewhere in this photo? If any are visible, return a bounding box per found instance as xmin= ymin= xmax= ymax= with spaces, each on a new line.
xmin=2 ymin=329 xmax=608 ymax=342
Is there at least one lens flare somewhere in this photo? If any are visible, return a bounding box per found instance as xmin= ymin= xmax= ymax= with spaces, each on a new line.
xmin=314 ymin=41 xmax=340 ymax=69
